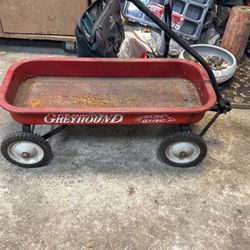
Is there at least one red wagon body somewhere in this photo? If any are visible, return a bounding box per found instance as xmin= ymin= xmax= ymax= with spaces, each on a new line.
xmin=0 ymin=58 xmax=216 ymax=126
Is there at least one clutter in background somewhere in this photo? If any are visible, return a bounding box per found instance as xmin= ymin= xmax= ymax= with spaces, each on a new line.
xmin=121 ymin=0 xmax=171 ymax=57
xmin=121 ymin=0 xmax=249 ymax=52
xmin=75 ymin=0 xmax=124 ymax=57
xmin=118 ymin=0 xmax=249 ymax=83
xmin=118 ymin=23 xmax=166 ymax=57
xmin=117 ymin=37 xmax=147 ymax=57
xmin=75 ymin=0 xmax=250 ymax=80
xmin=123 ymin=0 xmax=165 ymax=29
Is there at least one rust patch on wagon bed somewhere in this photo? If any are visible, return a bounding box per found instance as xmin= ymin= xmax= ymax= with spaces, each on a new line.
xmin=14 ymin=77 xmax=202 ymax=108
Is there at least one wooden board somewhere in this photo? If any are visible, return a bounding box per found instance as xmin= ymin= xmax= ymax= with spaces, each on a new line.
xmin=14 ymin=77 xmax=202 ymax=108
xmin=0 ymin=32 xmax=76 ymax=42
xmin=0 ymin=0 xmax=88 ymax=36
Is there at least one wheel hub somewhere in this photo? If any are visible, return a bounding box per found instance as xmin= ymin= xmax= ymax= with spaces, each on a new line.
xmin=166 ymin=141 xmax=201 ymax=164
xmin=21 ymin=152 xmax=30 ymax=158
xmin=7 ymin=140 xmax=44 ymax=165
xmin=179 ymin=151 xmax=190 ymax=158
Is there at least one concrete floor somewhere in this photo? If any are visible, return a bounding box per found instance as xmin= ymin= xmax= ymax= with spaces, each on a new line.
xmin=0 ymin=40 xmax=249 ymax=250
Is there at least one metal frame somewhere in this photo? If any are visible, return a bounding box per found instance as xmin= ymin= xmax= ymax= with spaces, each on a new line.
xmin=22 ymin=124 xmax=66 ymax=139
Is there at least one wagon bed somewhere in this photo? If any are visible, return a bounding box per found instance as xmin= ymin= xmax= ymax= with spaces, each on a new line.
xmin=14 ymin=76 xmax=202 ymax=109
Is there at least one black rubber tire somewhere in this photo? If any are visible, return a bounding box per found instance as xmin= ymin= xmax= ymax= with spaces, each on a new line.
xmin=158 ymin=132 xmax=207 ymax=168
xmin=1 ymin=132 xmax=53 ymax=168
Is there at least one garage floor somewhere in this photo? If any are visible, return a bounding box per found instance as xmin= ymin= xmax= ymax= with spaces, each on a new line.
xmin=0 ymin=40 xmax=249 ymax=250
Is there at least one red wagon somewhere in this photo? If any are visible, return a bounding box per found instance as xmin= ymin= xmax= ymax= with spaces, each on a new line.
xmin=0 ymin=0 xmax=231 ymax=168
xmin=0 ymin=58 xmax=229 ymax=168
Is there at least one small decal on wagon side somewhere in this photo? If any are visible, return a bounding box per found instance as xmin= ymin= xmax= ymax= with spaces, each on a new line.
xmin=44 ymin=114 xmax=124 ymax=124
xmin=139 ymin=114 xmax=176 ymax=123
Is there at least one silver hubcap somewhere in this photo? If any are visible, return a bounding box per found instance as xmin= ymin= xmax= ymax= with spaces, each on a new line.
xmin=166 ymin=141 xmax=200 ymax=164
xmin=7 ymin=141 xmax=44 ymax=165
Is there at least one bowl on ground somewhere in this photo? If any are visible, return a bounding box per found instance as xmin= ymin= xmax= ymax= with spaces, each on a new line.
xmin=179 ymin=44 xmax=237 ymax=84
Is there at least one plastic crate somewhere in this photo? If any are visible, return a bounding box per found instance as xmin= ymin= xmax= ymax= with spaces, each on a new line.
xmin=123 ymin=0 xmax=213 ymax=40
xmin=172 ymin=0 xmax=213 ymax=40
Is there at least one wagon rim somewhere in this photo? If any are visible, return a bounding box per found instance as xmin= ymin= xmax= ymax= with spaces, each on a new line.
xmin=7 ymin=140 xmax=45 ymax=165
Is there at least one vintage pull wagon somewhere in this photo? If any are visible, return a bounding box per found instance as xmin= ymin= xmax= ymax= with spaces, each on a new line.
xmin=0 ymin=0 xmax=231 ymax=168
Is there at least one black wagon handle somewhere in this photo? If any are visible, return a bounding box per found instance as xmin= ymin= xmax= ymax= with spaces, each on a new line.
xmin=128 ymin=0 xmax=231 ymax=113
